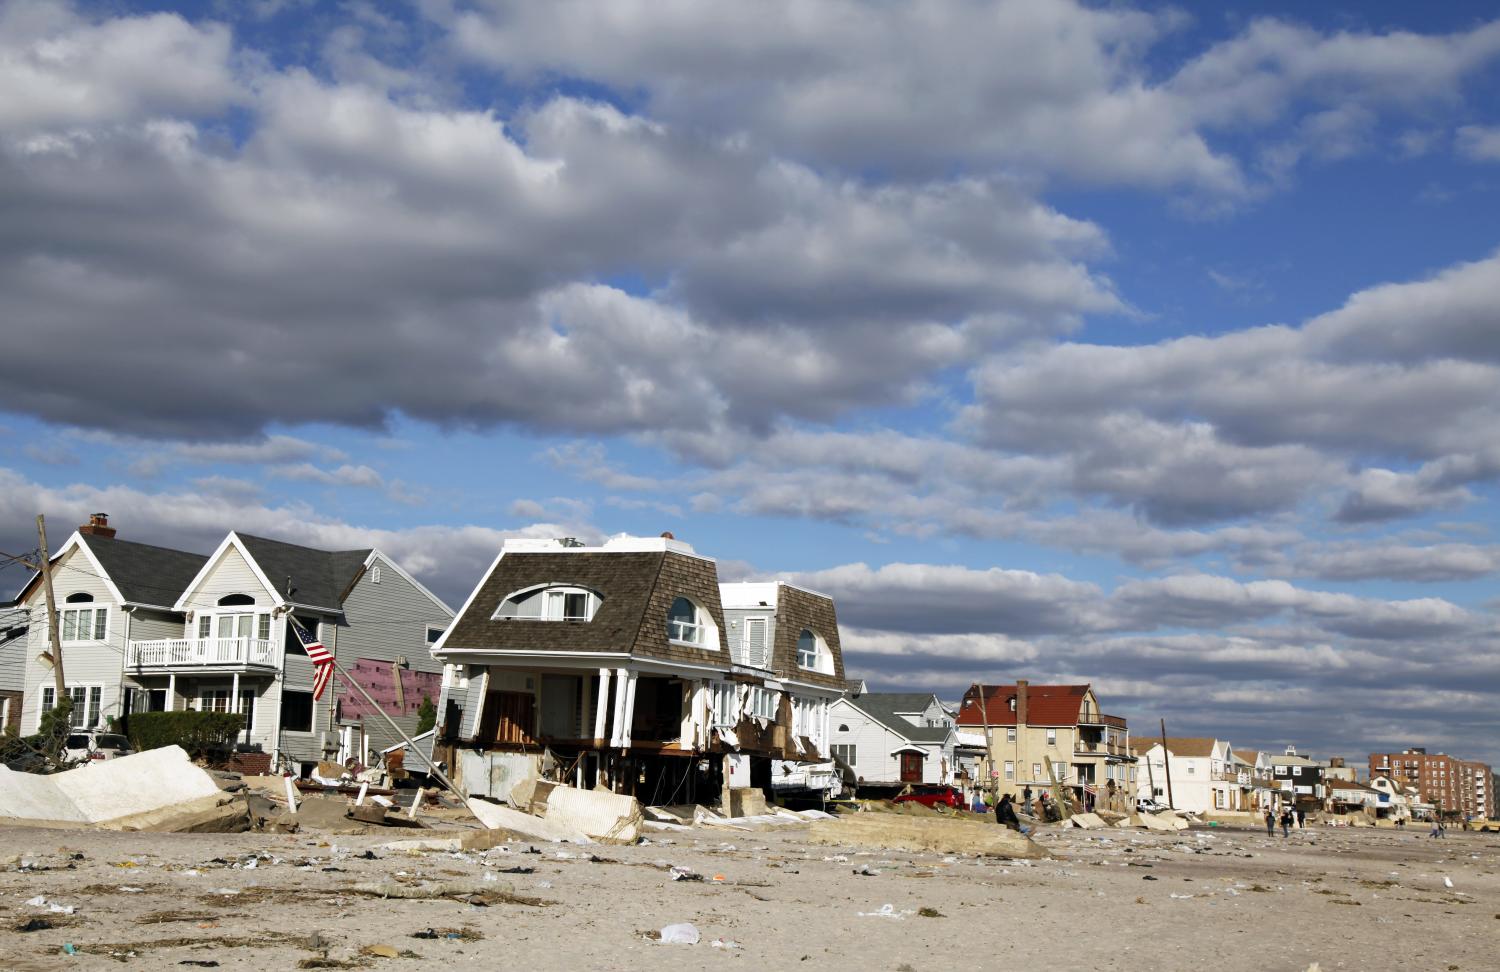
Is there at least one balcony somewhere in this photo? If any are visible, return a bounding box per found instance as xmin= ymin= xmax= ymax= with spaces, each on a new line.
xmin=1078 ymin=713 xmax=1128 ymax=730
xmin=128 ymin=638 xmax=279 ymax=672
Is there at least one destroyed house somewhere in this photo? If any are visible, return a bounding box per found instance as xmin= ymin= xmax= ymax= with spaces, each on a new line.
xmin=430 ymin=536 xmax=846 ymax=806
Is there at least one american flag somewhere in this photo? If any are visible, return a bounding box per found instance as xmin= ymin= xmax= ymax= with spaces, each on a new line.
xmin=290 ymin=618 xmax=335 ymax=701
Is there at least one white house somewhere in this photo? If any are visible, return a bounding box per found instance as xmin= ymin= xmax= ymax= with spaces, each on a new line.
xmin=15 ymin=516 xmax=452 ymax=773
xmin=1131 ymin=737 xmax=1238 ymax=812
xmin=827 ymin=691 xmax=957 ymax=789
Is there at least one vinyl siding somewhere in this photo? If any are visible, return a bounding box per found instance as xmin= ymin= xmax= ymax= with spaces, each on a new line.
xmin=19 ymin=546 xmax=127 ymax=732
xmin=190 ymin=545 xmax=275 ymax=609
xmin=331 ymin=555 xmax=453 ymax=759
xmin=128 ymin=608 xmax=182 ymax=642
xmin=829 ymin=699 xmax=945 ymax=786
xmin=722 ymin=608 xmax=776 ymax=670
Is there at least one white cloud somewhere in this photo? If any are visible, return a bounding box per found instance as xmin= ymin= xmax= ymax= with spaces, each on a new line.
xmin=1456 ymin=123 xmax=1500 ymax=161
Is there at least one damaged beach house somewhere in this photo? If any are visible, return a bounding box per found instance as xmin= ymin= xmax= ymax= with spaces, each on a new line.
xmin=428 ymin=534 xmax=848 ymax=811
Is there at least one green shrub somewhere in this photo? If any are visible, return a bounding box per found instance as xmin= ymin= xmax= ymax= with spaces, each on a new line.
xmin=123 ymin=710 xmax=245 ymax=756
xmin=416 ymin=695 xmax=436 ymax=735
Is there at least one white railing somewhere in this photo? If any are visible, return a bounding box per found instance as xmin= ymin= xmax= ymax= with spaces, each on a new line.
xmin=128 ymin=638 xmax=278 ymax=669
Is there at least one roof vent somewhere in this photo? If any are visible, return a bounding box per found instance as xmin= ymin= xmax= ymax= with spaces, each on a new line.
xmin=79 ymin=513 xmax=116 ymax=539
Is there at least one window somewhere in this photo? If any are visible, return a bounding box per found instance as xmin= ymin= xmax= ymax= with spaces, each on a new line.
xmin=495 ymin=585 xmax=603 ymax=621
xmin=1032 ymin=762 xmax=1042 ymax=780
xmin=740 ymin=617 xmax=768 ymax=667
xmin=1054 ymin=763 xmax=1068 ymax=781
xmin=1186 ymin=764 xmax=1195 ymax=775
xmin=796 ymin=629 xmax=819 ymax=668
xmin=281 ymin=690 xmax=314 ymax=732
xmin=831 ymin=743 xmax=856 ymax=767
xmin=747 ymin=685 xmax=778 ymax=720
xmin=1004 ymin=760 xmax=1015 ymax=780
xmin=199 ymin=690 xmax=230 ymax=713
xmin=60 ymin=603 xmax=107 ymax=642
xmin=285 ymin=617 xmax=318 ymax=656
xmin=426 ymin=626 xmax=445 ymax=644
xmin=1292 ymin=766 xmax=1302 ymax=777
xmin=667 ymin=597 xmax=703 ymax=644
xmin=370 ymin=565 xmax=381 ymax=584
xmin=1046 ymin=728 xmax=1057 ymax=746
xmin=40 ymin=685 xmax=102 ymax=729
xmin=1006 ymin=727 xmax=1016 ymax=742
xmin=710 ymin=682 xmax=738 ymax=727
xmin=198 ymin=615 xmax=212 ymax=639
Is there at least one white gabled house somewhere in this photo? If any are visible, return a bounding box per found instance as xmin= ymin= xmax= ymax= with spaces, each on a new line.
xmin=827 ymin=691 xmax=958 ymax=790
xmin=12 ymin=516 xmax=453 ymax=774
xmin=1131 ymin=737 xmax=1240 ymax=813
xmin=146 ymin=532 xmax=454 ymax=768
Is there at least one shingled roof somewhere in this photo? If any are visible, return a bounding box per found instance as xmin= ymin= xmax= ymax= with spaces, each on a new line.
xmin=236 ymin=534 xmax=372 ymax=610
xmin=955 ymin=684 xmax=1090 ymax=727
xmin=1130 ymin=737 xmax=1221 ymax=759
xmin=15 ymin=533 xmax=208 ymax=608
xmin=843 ymin=693 xmax=952 ymax=744
xmin=79 ymin=534 xmax=209 ymax=607
xmin=439 ymin=545 xmax=728 ymax=665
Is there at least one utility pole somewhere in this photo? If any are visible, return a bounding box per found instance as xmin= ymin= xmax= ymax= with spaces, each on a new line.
xmin=1160 ymin=718 xmax=1175 ymax=811
xmin=37 ymin=515 xmax=66 ymax=699
xmin=975 ymin=683 xmax=998 ymax=807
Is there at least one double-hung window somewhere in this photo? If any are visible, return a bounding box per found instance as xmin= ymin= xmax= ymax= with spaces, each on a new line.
xmin=40 ymin=685 xmax=102 ymax=729
xmin=60 ymin=606 xmax=107 ymax=642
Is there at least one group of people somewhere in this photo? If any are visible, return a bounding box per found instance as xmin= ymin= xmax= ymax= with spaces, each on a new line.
xmin=1264 ymin=806 xmax=1307 ymax=836
xmin=993 ymin=786 xmax=1057 ymax=833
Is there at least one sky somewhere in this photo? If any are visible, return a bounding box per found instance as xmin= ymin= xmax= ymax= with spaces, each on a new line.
xmin=2 ymin=0 xmax=1499 ymax=767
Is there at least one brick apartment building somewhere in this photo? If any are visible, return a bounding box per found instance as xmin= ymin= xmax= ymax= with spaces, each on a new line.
xmin=1369 ymin=748 xmax=1495 ymax=819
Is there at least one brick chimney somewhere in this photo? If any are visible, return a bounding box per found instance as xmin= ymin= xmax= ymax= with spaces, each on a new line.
xmin=78 ymin=513 xmax=116 ymax=539
xmin=1016 ymin=679 xmax=1029 ymax=727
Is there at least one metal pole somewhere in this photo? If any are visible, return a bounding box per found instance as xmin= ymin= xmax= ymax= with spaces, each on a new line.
xmin=1160 ymin=718 xmax=1176 ymax=811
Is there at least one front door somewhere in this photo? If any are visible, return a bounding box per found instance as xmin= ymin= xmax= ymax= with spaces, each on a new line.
xmin=900 ymin=751 xmax=923 ymax=783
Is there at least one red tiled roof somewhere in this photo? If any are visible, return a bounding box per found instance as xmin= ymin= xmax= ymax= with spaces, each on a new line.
xmin=955 ymin=683 xmax=1089 ymax=727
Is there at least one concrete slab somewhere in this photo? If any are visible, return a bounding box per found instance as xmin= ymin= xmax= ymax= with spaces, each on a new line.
xmin=543 ymin=785 xmax=642 ymax=844
xmin=0 ymin=746 xmax=227 ymax=829
xmin=468 ymin=799 xmax=594 ymax=844
xmin=808 ymin=814 xmax=1048 ymax=859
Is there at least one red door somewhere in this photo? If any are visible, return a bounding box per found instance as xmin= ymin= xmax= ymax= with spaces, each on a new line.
xmin=900 ymin=751 xmax=923 ymax=783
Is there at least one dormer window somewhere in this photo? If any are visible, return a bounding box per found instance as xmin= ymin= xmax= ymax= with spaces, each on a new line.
xmin=495 ymin=585 xmax=602 ymax=622
xmin=667 ymin=597 xmax=704 ymax=644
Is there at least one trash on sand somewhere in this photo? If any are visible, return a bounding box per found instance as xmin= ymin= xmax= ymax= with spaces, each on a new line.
xmin=710 ymin=938 xmax=741 ymax=949
xmin=361 ymin=944 xmax=400 ymax=959
xmin=658 ymin=922 xmax=701 ymax=944
xmin=669 ymin=866 xmax=703 ymax=882
xmin=1443 ymin=876 xmax=1454 ymax=888
xmin=858 ymin=903 xmax=907 ymax=919
xmin=853 ymin=864 xmax=881 ymax=876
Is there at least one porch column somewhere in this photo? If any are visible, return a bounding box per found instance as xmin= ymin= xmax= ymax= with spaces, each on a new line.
xmin=620 ymin=672 xmax=639 ymax=749
xmin=609 ymin=668 xmax=629 ymax=748
xmin=593 ymin=668 xmax=612 ymax=746
xmin=167 ymin=672 xmax=176 ymax=712
xmin=230 ymin=671 xmax=241 ymax=745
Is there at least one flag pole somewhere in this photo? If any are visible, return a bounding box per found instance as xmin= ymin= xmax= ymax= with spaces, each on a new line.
xmin=288 ymin=617 xmax=487 ymax=827
xmin=323 ymin=653 xmax=490 ymax=826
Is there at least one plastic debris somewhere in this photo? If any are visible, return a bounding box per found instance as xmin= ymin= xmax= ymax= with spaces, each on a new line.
xmin=857 ymin=903 xmax=907 ymax=919
xmin=710 ymin=938 xmax=741 ymax=949
xmin=658 ymin=923 xmax=701 ymax=945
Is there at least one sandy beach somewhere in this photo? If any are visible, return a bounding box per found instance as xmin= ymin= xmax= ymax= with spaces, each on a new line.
xmin=2 ymin=814 xmax=1495 ymax=972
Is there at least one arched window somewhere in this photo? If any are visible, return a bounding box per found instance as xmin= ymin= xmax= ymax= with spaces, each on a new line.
xmin=796 ymin=629 xmax=819 ymax=668
xmin=494 ymin=585 xmax=602 ymax=621
xmin=217 ymin=593 xmax=255 ymax=606
xmin=65 ymin=592 xmax=94 ymax=603
xmin=667 ymin=597 xmax=703 ymax=644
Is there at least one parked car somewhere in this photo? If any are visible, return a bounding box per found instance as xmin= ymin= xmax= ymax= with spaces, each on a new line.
xmin=893 ymin=784 xmax=963 ymax=808
xmin=1136 ymin=796 xmax=1168 ymax=813
xmin=63 ymin=731 xmax=133 ymax=763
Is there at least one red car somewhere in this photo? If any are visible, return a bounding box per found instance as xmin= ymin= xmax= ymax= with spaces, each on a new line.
xmin=892 ymin=785 xmax=963 ymax=808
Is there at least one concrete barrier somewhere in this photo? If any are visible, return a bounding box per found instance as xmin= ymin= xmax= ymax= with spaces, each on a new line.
xmin=0 ymin=746 xmax=227 ymax=829
xmin=543 ymin=786 xmax=643 ymax=844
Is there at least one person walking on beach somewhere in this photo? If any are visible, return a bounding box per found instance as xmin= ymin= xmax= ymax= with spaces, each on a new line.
xmin=1279 ymin=807 xmax=1293 ymax=837
xmin=1264 ymin=808 xmax=1275 ymax=836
